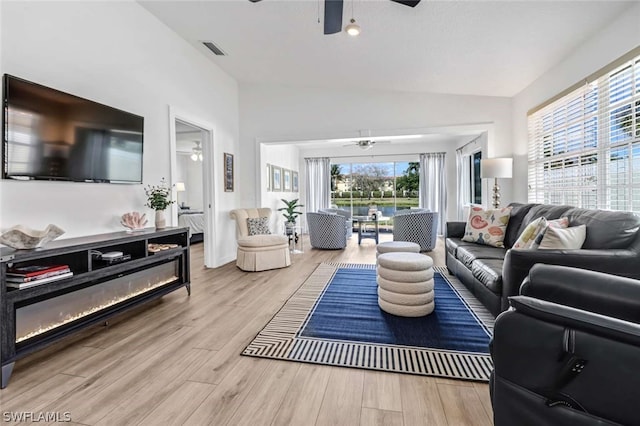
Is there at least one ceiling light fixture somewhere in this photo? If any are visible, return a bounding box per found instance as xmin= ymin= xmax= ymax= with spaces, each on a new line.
xmin=345 ymin=0 xmax=361 ymax=36
xmin=191 ymin=141 xmax=203 ymax=162
xmin=345 ymin=19 xmax=361 ymax=36
xmin=358 ymin=140 xmax=374 ymax=150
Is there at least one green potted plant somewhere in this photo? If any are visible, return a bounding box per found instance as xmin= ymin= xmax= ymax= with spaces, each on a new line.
xmin=278 ymin=198 xmax=304 ymax=235
xmin=145 ymin=178 xmax=174 ymax=229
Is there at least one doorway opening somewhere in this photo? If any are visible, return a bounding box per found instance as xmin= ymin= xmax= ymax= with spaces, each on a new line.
xmin=169 ymin=109 xmax=216 ymax=268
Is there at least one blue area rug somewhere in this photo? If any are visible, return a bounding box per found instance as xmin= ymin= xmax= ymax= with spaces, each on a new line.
xmin=243 ymin=263 xmax=494 ymax=381
xmin=300 ymin=267 xmax=491 ymax=353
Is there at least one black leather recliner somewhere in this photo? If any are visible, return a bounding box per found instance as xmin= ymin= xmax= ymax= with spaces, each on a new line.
xmin=490 ymin=264 xmax=640 ymax=426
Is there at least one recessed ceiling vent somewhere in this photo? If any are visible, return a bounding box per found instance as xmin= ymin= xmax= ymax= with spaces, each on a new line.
xmin=202 ymin=41 xmax=226 ymax=56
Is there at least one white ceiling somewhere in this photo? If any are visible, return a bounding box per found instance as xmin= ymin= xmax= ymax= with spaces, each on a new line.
xmin=140 ymin=0 xmax=634 ymax=97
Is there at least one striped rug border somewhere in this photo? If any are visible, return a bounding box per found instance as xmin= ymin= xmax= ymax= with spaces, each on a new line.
xmin=243 ymin=262 xmax=494 ymax=382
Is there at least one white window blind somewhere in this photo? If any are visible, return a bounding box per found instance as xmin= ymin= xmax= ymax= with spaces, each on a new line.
xmin=528 ymin=52 xmax=640 ymax=213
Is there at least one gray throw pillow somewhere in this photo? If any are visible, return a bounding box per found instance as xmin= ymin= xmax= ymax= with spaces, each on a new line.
xmin=247 ymin=217 xmax=271 ymax=235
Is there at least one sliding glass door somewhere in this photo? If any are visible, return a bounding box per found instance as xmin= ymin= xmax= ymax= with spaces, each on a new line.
xmin=330 ymin=161 xmax=419 ymax=230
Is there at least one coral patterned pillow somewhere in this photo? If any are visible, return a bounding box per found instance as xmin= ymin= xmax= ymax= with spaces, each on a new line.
xmin=461 ymin=206 xmax=512 ymax=248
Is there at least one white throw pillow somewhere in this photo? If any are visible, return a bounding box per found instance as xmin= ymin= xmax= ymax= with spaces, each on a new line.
xmin=538 ymin=225 xmax=586 ymax=250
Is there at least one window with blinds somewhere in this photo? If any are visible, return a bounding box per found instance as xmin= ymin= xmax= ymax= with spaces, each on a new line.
xmin=528 ymin=51 xmax=640 ymax=213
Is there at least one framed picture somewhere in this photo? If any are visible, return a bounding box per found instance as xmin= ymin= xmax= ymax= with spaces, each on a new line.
xmin=224 ymin=153 xmax=234 ymax=192
xmin=272 ymin=166 xmax=282 ymax=191
xmin=283 ymin=169 xmax=292 ymax=191
xmin=266 ymin=164 xmax=271 ymax=191
xmin=292 ymin=171 xmax=299 ymax=192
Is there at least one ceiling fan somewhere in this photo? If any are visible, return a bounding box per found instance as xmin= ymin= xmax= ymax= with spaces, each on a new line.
xmin=249 ymin=0 xmax=421 ymax=35
xmin=343 ymin=140 xmax=391 ymax=150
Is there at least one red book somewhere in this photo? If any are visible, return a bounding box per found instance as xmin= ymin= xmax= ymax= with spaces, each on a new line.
xmin=6 ymin=264 xmax=70 ymax=278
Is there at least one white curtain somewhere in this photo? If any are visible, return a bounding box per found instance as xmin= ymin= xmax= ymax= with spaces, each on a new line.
xmin=419 ymin=153 xmax=447 ymax=235
xmin=305 ymin=157 xmax=331 ymax=216
xmin=456 ymin=149 xmax=471 ymax=220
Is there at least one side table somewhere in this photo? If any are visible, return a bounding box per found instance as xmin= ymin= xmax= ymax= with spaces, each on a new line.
xmin=284 ymin=225 xmax=304 ymax=254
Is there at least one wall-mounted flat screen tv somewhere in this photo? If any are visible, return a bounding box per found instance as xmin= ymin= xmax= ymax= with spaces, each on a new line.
xmin=2 ymin=75 xmax=144 ymax=183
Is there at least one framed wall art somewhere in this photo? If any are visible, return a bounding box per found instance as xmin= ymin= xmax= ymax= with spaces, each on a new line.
xmin=272 ymin=166 xmax=282 ymax=191
xmin=292 ymin=171 xmax=299 ymax=192
xmin=224 ymin=153 xmax=234 ymax=192
xmin=283 ymin=169 xmax=292 ymax=191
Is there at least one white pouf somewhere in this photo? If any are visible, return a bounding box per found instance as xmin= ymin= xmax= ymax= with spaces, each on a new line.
xmin=376 ymin=241 xmax=421 ymax=258
xmin=376 ymin=252 xmax=435 ymax=317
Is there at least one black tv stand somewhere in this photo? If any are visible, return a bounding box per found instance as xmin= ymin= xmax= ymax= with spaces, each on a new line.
xmin=0 ymin=227 xmax=190 ymax=388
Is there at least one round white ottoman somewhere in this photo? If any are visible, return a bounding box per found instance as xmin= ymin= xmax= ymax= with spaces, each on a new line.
xmin=376 ymin=241 xmax=421 ymax=258
xmin=376 ymin=252 xmax=435 ymax=317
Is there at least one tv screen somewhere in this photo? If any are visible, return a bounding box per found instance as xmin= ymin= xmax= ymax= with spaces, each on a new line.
xmin=2 ymin=75 xmax=144 ymax=183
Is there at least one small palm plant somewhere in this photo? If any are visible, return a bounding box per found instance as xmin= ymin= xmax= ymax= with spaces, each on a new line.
xmin=278 ymin=198 xmax=304 ymax=225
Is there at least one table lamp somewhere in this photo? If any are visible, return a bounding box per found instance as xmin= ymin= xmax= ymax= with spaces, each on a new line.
xmin=480 ymin=158 xmax=512 ymax=209
xmin=175 ymin=182 xmax=186 ymax=207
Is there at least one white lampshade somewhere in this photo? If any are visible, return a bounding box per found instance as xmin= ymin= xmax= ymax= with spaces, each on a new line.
xmin=481 ymin=158 xmax=513 ymax=179
xmin=175 ymin=182 xmax=186 ymax=192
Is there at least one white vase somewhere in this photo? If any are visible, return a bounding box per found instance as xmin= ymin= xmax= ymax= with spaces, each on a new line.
xmin=155 ymin=210 xmax=166 ymax=229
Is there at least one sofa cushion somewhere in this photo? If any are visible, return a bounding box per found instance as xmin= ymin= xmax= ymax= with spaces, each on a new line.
xmin=456 ymin=245 xmax=506 ymax=268
xmin=445 ymin=237 xmax=477 ymax=257
xmin=503 ymin=203 xmax=538 ymax=248
xmin=471 ymin=259 xmax=504 ymax=293
xmin=462 ymin=206 xmax=512 ymax=248
xmin=237 ymin=234 xmax=288 ymax=247
xmin=515 ymin=204 xmax=573 ymax=239
xmin=563 ymin=208 xmax=640 ymax=249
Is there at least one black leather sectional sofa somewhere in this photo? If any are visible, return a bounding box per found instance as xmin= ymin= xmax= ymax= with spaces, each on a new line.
xmin=445 ymin=203 xmax=640 ymax=316
xmin=491 ymin=264 xmax=640 ymax=425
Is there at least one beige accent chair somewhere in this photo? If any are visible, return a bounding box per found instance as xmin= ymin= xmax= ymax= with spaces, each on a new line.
xmin=229 ymin=208 xmax=291 ymax=272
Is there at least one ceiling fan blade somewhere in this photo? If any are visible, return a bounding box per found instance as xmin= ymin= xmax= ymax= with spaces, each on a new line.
xmin=389 ymin=0 xmax=420 ymax=7
xmin=324 ymin=0 xmax=344 ymax=35
xmin=248 ymin=0 xmax=262 ymax=2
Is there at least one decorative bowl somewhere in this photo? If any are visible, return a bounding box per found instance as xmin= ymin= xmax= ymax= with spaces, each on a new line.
xmin=0 ymin=224 xmax=65 ymax=249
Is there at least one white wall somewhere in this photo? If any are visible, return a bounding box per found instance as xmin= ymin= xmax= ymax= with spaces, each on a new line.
xmin=261 ymin=144 xmax=301 ymax=231
xmin=176 ymin=153 xmax=204 ymax=211
xmin=511 ymin=3 xmax=640 ymax=201
xmin=185 ymin=160 xmax=204 ymax=211
xmin=0 ymin=1 xmax=240 ymax=267
xmin=239 ymin=84 xmax=513 ymax=213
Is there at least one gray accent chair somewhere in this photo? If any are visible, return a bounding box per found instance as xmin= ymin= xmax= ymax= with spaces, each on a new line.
xmin=307 ymin=212 xmax=348 ymax=250
xmin=392 ymin=209 xmax=439 ymax=252
xmin=319 ymin=208 xmax=353 ymax=239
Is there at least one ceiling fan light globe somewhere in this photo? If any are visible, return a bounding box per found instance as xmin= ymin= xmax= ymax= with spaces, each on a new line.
xmin=191 ymin=153 xmax=198 ymax=161
xmin=345 ymin=19 xmax=361 ymax=36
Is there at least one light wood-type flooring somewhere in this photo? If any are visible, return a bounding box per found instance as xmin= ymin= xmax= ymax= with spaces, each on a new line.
xmin=0 ymin=233 xmax=493 ymax=425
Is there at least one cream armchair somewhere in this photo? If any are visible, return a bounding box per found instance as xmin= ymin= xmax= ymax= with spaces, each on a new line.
xmin=229 ymin=208 xmax=291 ymax=272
